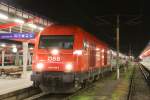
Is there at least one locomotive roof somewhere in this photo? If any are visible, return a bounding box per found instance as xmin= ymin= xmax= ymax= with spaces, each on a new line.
xmin=42 ymin=24 xmax=108 ymax=47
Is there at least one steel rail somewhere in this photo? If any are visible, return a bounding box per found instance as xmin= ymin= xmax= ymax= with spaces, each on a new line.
xmin=139 ymin=64 xmax=150 ymax=87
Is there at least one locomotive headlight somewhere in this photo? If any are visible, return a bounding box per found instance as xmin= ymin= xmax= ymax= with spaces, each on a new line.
xmin=65 ymin=63 xmax=73 ymax=72
xmin=12 ymin=47 xmax=17 ymax=53
xmin=36 ymin=63 xmax=44 ymax=70
xmin=73 ymin=50 xmax=82 ymax=55
xmin=51 ymin=49 xmax=59 ymax=55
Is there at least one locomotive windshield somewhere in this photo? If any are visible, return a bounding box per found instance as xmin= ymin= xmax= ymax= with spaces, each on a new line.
xmin=39 ymin=35 xmax=74 ymax=49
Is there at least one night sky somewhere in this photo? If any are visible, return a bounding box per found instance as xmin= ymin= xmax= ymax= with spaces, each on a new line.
xmin=2 ymin=0 xmax=149 ymax=57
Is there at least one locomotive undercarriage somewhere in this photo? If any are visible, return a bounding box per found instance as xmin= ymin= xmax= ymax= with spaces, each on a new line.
xmin=31 ymin=71 xmax=80 ymax=93
xmin=31 ymin=66 xmax=112 ymax=93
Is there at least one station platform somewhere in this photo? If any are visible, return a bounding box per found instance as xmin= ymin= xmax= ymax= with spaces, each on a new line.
xmin=0 ymin=71 xmax=33 ymax=95
xmin=140 ymin=60 xmax=150 ymax=70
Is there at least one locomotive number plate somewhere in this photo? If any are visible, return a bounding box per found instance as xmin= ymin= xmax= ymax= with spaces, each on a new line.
xmin=48 ymin=56 xmax=61 ymax=62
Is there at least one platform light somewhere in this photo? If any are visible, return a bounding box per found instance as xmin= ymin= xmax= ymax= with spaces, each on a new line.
xmin=139 ymin=55 xmax=142 ymax=59
xmin=38 ymin=26 xmax=44 ymax=31
xmin=36 ymin=63 xmax=44 ymax=70
xmin=29 ymin=47 xmax=34 ymax=50
xmin=73 ymin=50 xmax=82 ymax=55
xmin=119 ymin=53 xmax=121 ymax=57
xmin=112 ymin=51 xmax=116 ymax=56
xmin=12 ymin=45 xmax=16 ymax=48
xmin=143 ymin=49 xmax=150 ymax=56
xmin=28 ymin=23 xmax=37 ymax=29
xmin=14 ymin=18 xmax=24 ymax=24
xmin=51 ymin=49 xmax=59 ymax=55
xmin=125 ymin=56 xmax=128 ymax=59
xmin=0 ymin=13 xmax=8 ymax=20
xmin=1 ymin=44 xmax=6 ymax=47
xmin=65 ymin=63 xmax=73 ymax=72
xmin=12 ymin=47 xmax=17 ymax=53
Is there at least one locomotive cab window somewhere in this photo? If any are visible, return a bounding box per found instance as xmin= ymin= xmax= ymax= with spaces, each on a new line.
xmin=39 ymin=35 xmax=74 ymax=49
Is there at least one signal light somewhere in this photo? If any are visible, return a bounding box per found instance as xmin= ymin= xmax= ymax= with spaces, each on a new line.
xmin=0 ymin=13 xmax=8 ymax=20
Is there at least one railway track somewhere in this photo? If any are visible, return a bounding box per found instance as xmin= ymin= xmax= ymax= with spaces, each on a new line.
xmin=38 ymin=93 xmax=71 ymax=100
xmin=25 ymin=72 xmax=113 ymax=100
xmin=139 ymin=64 xmax=150 ymax=86
xmin=127 ymin=66 xmax=136 ymax=100
xmin=24 ymin=92 xmax=49 ymax=100
xmin=64 ymin=84 xmax=94 ymax=100
xmin=127 ymin=64 xmax=150 ymax=100
xmin=24 ymin=84 xmax=94 ymax=100
xmin=1 ymin=71 xmax=113 ymax=100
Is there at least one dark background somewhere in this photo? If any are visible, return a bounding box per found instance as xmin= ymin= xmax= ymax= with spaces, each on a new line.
xmin=2 ymin=0 xmax=149 ymax=57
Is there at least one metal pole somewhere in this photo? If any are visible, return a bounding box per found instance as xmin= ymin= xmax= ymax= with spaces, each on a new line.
xmin=15 ymin=52 xmax=19 ymax=66
xmin=110 ymin=50 xmax=113 ymax=71
xmin=116 ymin=15 xmax=120 ymax=79
xmin=28 ymin=51 xmax=31 ymax=65
xmin=129 ymin=44 xmax=131 ymax=61
xmin=20 ymin=25 xmax=22 ymax=33
xmin=22 ymin=42 xmax=28 ymax=78
xmin=9 ymin=27 xmax=11 ymax=33
xmin=2 ymin=50 xmax=5 ymax=67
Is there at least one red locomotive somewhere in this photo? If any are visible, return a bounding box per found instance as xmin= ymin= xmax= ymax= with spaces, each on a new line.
xmin=31 ymin=24 xmax=127 ymax=93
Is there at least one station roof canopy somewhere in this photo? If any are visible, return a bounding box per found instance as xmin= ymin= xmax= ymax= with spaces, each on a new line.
xmin=0 ymin=2 xmax=53 ymax=44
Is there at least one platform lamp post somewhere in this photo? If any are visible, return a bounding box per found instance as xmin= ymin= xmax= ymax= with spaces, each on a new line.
xmin=116 ymin=15 xmax=120 ymax=79
xmin=22 ymin=42 xmax=28 ymax=78
xmin=2 ymin=50 xmax=5 ymax=67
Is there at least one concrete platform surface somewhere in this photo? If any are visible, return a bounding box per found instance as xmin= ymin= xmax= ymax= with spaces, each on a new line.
xmin=0 ymin=71 xmax=33 ymax=95
xmin=140 ymin=62 xmax=150 ymax=70
xmin=140 ymin=57 xmax=150 ymax=70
